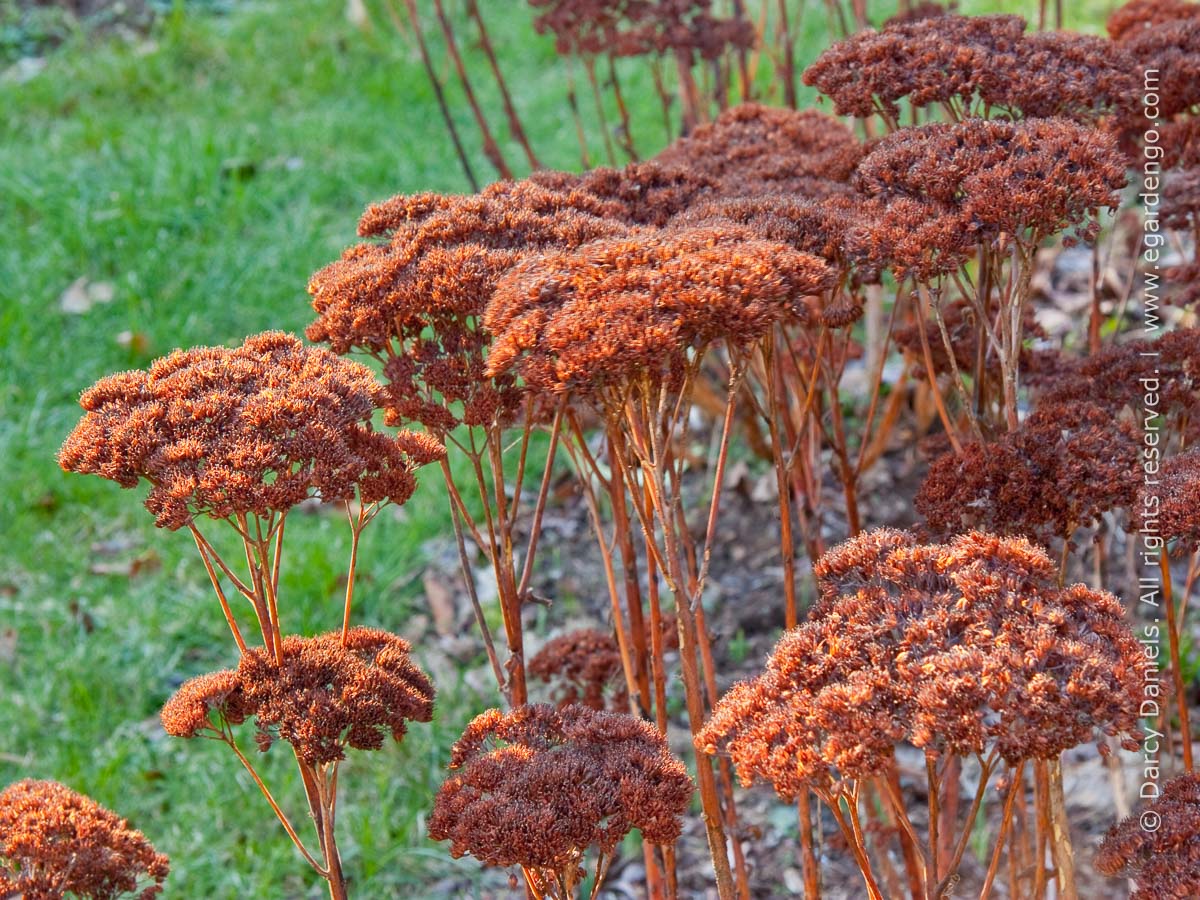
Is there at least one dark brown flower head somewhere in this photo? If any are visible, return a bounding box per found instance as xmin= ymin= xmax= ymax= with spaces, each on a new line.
xmin=529 ymin=629 xmax=629 ymax=712
xmin=1121 ymin=19 xmax=1200 ymax=118
xmin=654 ymin=103 xmax=865 ymax=198
xmin=529 ymin=0 xmax=753 ymax=59
xmin=428 ymin=704 xmax=693 ymax=871
xmin=160 ymin=669 xmax=255 ymax=739
xmin=1108 ymin=0 xmax=1200 ymax=41
xmin=855 ymin=118 xmax=1127 ymax=279
xmin=58 ymin=332 xmax=443 ymax=530
xmin=0 ymin=780 xmax=169 ymax=900
xmin=1096 ymin=772 xmax=1200 ymax=899
xmin=673 ymin=193 xmax=883 ymax=291
xmin=1039 ymin=330 xmax=1200 ymax=441
xmin=484 ymin=225 xmax=833 ymax=398
xmin=802 ymin=15 xmax=1026 ymax=122
xmin=915 ymin=402 xmax=1141 ymax=542
xmin=530 ymin=160 xmax=716 ymax=227
xmin=980 ymin=32 xmax=1137 ymax=124
xmin=236 ymin=627 xmax=435 ymax=766
xmin=1164 ymin=167 xmax=1200 ymax=231
xmin=307 ymin=180 xmax=627 ymax=432
xmin=1140 ymin=447 xmax=1200 ymax=550
xmin=697 ymin=530 xmax=1144 ymax=799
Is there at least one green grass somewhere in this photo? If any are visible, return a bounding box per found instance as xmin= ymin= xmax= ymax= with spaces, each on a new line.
xmin=0 ymin=0 xmax=1115 ymax=895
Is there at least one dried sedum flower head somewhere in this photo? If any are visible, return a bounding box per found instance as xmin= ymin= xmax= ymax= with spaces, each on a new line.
xmin=1108 ymin=0 xmax=1200 ymax=42
xmin=653 ymin=103 xmax=865 ymax=198
xmin=530 ymin=160 xmax=716 ymax=227
xmin=856 ymin=118 xmax=1127 ymax=280
xmin=484 ymin=225 xmax=833 ymax=398
xmin=1164 ymin=167 xmax=1200 ymax=232
xmin=428 ymin=704 xmax=693 ymax=871
xmin=1096 ymin=772 xmax=1200 ymax=899
xmin=697 ymin=530 xmax=1144 ymax=799
xmin=1141 ymin=447 xmax=1200 ymax=550
xmin=160 ymin=669 xmax=255 ymax=739
xmin=231 ymin=627 xmax=434 ymax=766
xmin=0 ymin=779 xmax=169 ymax=899
xmin=58 ymin=332 xmax=444 ymax=530
xmin=802 ymin=15 xmax=1026 ymax=122
xmin=529 ymin=628 xmax=629 ymax=712
xmin=1120 ymin=19 xmax=1200 ymax=118
xmin=307 ymin=179 xmax=627 ymax=433
xmin=915 ymin=402 xmax=1141 ymax=541
xmin=529 ymin=0 xmax=754 ymax=60
xmin=894 ymin=298 xmax=1045 ymax=381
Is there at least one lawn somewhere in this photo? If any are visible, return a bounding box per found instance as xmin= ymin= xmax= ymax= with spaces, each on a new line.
xmin=0 ymin=0 xmax=1118 ymax=896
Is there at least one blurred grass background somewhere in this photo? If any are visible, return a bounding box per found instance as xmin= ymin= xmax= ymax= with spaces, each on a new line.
xmin=0 ymin=0 xmax=1116 ymax=895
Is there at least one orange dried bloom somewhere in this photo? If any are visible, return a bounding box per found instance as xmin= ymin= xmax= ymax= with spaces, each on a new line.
xmin=1142 ymin=448 xmax=1200 ymax=549
xmin=802 ymin=15 xmax=1026 ymax=121
xmin=697 ymin=530 xmax=1144 ymax=799
xmin=160 ymin=669 xmax=255 ymax=739
xmin=529 ymin=629 xmax=629 ymax=711
xmin=856 ymin=118 xmax=1126 ymax=280
xmin=915 ymin=402 xmax=1141 ymax=541
xmin=307 ymin=179 xmax=627 ymax=432
xmin=530 ymin=160 xmax=716 ymax=226
xmin=428 ymin=704 xmax=693 ymax=871
xmin=58 ymin=332 xmax=442 ymax=530
xmin=484 ymin=225 xmax=833 ymax=397
xmin=1109 ymin=0 xmax=1200 ymax=41
xmin=0 ymin=780 xmax=169 ymax=899
xmin=653 ymin=103 xmax=865 ymax=198
xmin=1096 ymin=772 xmax=1200 ymax=899
xmin=234 ymin=627 xmax=435 ymax=766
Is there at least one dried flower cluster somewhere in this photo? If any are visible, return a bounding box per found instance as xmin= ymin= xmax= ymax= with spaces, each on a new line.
xmin=1142 ymin=448 xmax=1200 ymax=550
xmin=653 ymin=103 xmax=865 ymax=198
xmin=0 ymin=780 xmax=169 ymax=900
xmin=1096 ymin=772 xmax=1200 ymax=899
xmin=893 ymin=297 xmax=1044 ymax=381
xmin=698 ymin=530 xmax=1144 ymax=799
xmin=57 ymin=332 xmax=443 ymax=529
xmin=529 ymin=0 xmax=754 ymax=60
xmin=1108 ymin=0 xmax=1200 ymax=41
xmin=803 ymin=14 xmax=1133 ymax=125
xmin=916 ymin=402 xmax=1141 ymax=541
xmin=529 ymin=628 xmax=629 ymax=711
xmin=428 ymin=704 xmax=693 ymax=872
xmin=484 ymin=224 xmax=833 ymax=397
xmin=531 ymin=159 xmax=716 ymax=226
xmin=162 ymin=627 xmax=435 ymax=767
xmin=307 ymin=179 xmax=628 ymax=432
xmin=853 ymin=117 xmax=1127 ymax=280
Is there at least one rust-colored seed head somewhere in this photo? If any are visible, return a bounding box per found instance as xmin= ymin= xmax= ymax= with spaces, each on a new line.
xmin=697 ymin=530 xmax=1144 ymax=799
xmin=160 ymin=669 xmax=255 ymax=739
xmin=484 ymin=224 xmax=833 ymax=398
xmin=1108 ymin=0 xmax=1200 ymax=41
xmin=1141 ymin=448 xmax=1200 ymax=550
xmin=654 ymin=103 xmax=866 ymax=198
xmin=307 ymin=179 xmax=628 ymax=432
xmin=1096 ymin=772 xmax=1200 ymax=899
xmin=58 ymin=332 xmax=444 ymax=530
xmin=531 ymin=160 xmax=717 ymax=227
xmin=529 ymin=628 xmax=629 ymax=712
xmin=221 ymin=627 xmax=435 ymax=767
xmin=529 ymin=0 xmax=754 ymax=60
xmin=802 ymin=15 xmax=1027 ymax=121
xmin=428 ymin=704 xmax=693 ymax=871
xmin=0 ymin=779 xmax=170 ymax=899
xmin=916 ymin=402 xmax=1141 ymax=542
xmin=855 ymin=117 xmax=1127 ymax=280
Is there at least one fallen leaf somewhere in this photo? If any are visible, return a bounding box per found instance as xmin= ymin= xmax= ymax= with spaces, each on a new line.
xmin=422 ymin=567 xmax=459 ymax=636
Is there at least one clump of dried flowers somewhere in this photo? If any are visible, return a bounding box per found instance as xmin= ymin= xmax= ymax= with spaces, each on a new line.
xmin=1096 ymin=772 xmax=1200 ymax=899
xmin=60 ymin=332 xmax=442 ymax=900
xmin=529 ymin=628 xmax=629 ymax=712
xmin=428 ymin=703 xmax=692 ymax=898
xmin=0 ymin=779 xmax=170 ymax=900
xmin=699 ymin=530 xmax=1144 ymax=898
